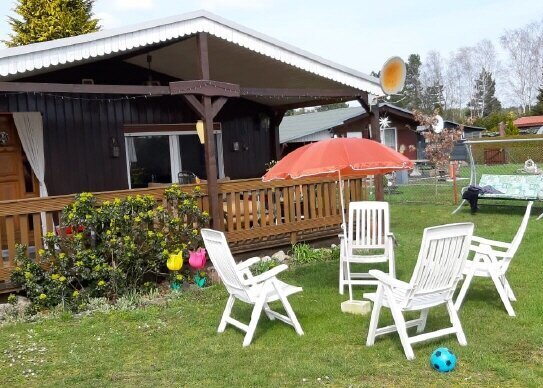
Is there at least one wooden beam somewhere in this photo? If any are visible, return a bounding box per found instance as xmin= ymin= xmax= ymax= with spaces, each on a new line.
xmin=357 ymin=93 xmax=371 ymax=113
xmin=370 ymin=104 xmax=384 ymax=201
xmin=211 ymin=97 xmax=228 ymax=118
xmin=197 ymin=32 xmax=210 ymax=80
xmin=169 ymin=80 xmax=240 ymax=98
xmin=275 ymin=97 xmax=358 ymax=111
xmin=0 ymin=81 xmax=169 ymax=95
xmin=241 ymin=87 xmax=363 ymax=98
xmin=182 ymin=94 xmax=205 ymax=118
xmin=124 ymin=123 xmax=221 ymax=133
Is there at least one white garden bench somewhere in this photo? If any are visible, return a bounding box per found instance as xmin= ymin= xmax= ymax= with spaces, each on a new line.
xmin=453 ymin=174 xmax=543 ymax=220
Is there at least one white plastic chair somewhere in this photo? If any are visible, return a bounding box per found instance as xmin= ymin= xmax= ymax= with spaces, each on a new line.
xmin=339 ymin=201 xmax=395 ymax=300
xmin=201 ymin=228 xmax=304 ymax=347
xmin=454 ymin=201 xmax=532 ymax=317
xmin=365 ymin=223 xmax=474 ymax=360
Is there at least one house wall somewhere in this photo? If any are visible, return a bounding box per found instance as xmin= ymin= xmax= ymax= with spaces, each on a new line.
xmin=388 ymin=116 xmax=418 ymax=159
xmin=0 ymin=88 xmax=272 ymax=194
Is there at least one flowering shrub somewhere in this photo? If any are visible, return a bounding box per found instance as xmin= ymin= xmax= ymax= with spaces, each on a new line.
xmin=413 ymin=109 xmax=463 ymax=169
xmin=12 ymin=186 xmax=209 ymax=311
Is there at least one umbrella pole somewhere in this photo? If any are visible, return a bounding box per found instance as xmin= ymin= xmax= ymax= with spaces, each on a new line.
xmin=339 ymin=171 xmax=346 ymax=230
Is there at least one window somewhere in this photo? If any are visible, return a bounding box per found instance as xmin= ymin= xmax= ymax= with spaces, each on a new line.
xmin=381 ymin=127 xmax=398 ymax=151
xmin=125 ymin=131 xmax=224 ymax=189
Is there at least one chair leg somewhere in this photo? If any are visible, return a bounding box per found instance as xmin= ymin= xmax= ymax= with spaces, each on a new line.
xmin=339 ymin=257 xmax=345 ymax=295
xmin=346 ymin=261 xmax=354 ymax=301
xmin=416 ymin=308 xmax=429 ymax=333
xmin=502 ymin=276 xmax=516 ymax=301
xmin=218 ymin=295 xmax=236 ymax=333
xmin=387 ymin=293 xmax=415 ymax=360
xmin=263 ymin=303 xmax=275 ymax=320
xmin=388 ymin=255 xmax=396 ymax=279
xmin=490 ymin=270 xmax=516 ymax=317
xmin=446 ymin=300 xmax=467 ymax=345
xmin=243 ymin=294 xmax=266 ymax=347
xmin=274 ymin=280 xmax=304 ymax=336
xmin=454 ymin=267 xmax=476 ymax=311
xmin=366 ymin=285 xmax=383 ymax=346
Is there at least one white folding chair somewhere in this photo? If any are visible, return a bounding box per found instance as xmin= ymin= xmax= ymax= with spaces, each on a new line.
xmin=339 ymin=201 xmax=395 ymax=300
xmin=455 ymin=202 xmax=532 ymax=317
xmin=365 ymin=223 xmax=474 ymax=360
xmin=201 ymin=229 xmax=304 ymax=347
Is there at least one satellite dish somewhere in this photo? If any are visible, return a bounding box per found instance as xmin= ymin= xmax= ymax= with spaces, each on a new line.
xmin=433 ymin=115 xmax=444 ymax=134
xmin=379 ymin=56 xmax=407 ymax=95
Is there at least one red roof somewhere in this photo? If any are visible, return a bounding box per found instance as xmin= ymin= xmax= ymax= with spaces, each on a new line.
xmin=514 ymin=116 xmax=543 ymax=128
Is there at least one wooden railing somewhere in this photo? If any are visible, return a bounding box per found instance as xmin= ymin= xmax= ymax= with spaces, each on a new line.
xmin=0 ymin=177 xmax=368 ymax=288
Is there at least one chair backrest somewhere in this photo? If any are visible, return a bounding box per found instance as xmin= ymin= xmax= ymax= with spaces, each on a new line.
xmin=200 ymin=229 xmax=251 ymax=299
xmin=407 ymin=223 xmax=474 ymax=305
xmin=347 ymin=201 xmax=390 ymax=250
xmin=502 ymin=201 xmax=532 ymax=270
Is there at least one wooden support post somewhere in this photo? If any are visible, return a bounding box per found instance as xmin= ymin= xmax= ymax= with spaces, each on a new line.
xmin=270 ymin=110 xmax=286 ymax=161
xmin=370 ymin=104 xmax=384 ymax=201
xmin=197 ymin=32 xmax=221 ymax=229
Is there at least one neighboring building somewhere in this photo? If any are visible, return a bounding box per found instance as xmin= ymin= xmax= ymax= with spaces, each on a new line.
xmin=0 ymin=10 xmax=380 ymax=201
xmin=279 ymin=103 xmax=484 ymax=161
xmin=513 ymin=116 xmax=543 ymax=134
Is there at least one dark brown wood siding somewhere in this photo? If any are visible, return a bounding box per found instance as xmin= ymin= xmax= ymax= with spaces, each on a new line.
xmin=0 ymin=93 xmax=273 ymax=195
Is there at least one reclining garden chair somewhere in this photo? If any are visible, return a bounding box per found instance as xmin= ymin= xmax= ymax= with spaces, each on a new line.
xmin=339 ymin=201 xmax=395 ymax=300
xmin=365 ymin=223 xmax=474 ymax=360
xmin=454 ymin=201 xmax=532 ymax=317
xmin=201 ymin=229 xmax=304 ymax=347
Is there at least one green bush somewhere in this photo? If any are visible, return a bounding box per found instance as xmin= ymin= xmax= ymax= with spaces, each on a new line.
xmin=291 ymin=243 xmax=340 ymax=265
xmin=11 ymin=185 xmax=209 ymax=311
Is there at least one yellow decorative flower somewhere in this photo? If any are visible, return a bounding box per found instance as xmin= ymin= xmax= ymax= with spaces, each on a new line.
xmin=97 ymin=280 xmax=106 ymax=287
xmin=38 ymin=293 xmax=47 ymax=300
xmin=167 ymin=253 xmax=183 ymax=271
xmin=147 ymin=231 xmax=155 ymax=238
xmin=85 ymin=214 xmax=92 ymax=220
xmin=38 ymin=249 xmax=45 ymax=256
xmin=176 ymin=274 xmax=184 ymax=281
xmin=46 ymin=232 xmax=55 ymax=238
xmin=24 ymin=272 xmax=33 ymax=279
xmin=134 ymin=217 xmax=141 ymax=223
xmin=73 ymin=291 xmax=80 ymax=298
xmin=106 ymin=230 xmax=112 ymax=235
xmin=51 ymin=274 xmax=60 ymax=280
xmin=59 ymin=276 xmax=66 ymax=282
xmin=59 ymin=253 xmax=66 ymax=259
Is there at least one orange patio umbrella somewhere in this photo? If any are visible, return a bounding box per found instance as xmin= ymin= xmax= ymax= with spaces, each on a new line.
xmin=262 ymin=137 xmax=414 ymax=226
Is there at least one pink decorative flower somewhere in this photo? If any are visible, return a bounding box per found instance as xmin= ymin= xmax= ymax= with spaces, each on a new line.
xmin=189 ymin=248 xmax=207 ymax=270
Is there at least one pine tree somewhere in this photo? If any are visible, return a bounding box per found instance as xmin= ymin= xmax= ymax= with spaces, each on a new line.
xmin=468 ymin=68 xmax=501 ymax=118
xmin=394 ymin=54 xmax=423 ymax=110
xmin=533 ymin=85 xmax=543 ymax=115
xmin=4 ymin=0 xmax=100 ymax=47
xmin=421 ymin=82 xmax=445 ymax=114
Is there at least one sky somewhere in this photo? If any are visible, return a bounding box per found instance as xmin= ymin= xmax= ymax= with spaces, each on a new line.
xmin=0 ymin=0 xmax=542 ymax=77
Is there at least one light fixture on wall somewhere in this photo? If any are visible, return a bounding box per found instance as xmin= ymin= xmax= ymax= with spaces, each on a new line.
xmin=196 ymin=120 xmax=205 ymax=144
xmin=232 ymin=141 xmax=240 ymax=151
xmin=110 ymin=136 xmax=120 ymax=158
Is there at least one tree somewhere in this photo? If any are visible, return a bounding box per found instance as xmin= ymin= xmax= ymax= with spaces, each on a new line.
xmin=533 ymin=84 xmax=543 ymax=115
xmin=468 ymin=69 xmax=501 ymax=118
xmin=315 ymin=102 xmax=349 ymax=112
xmin=393 ymin=54 xmax=422 ymax=110
xmin=4 ymin=0 xmax=100 ymax=47
xmin=500 ymin=21 xmax=543 ymax=113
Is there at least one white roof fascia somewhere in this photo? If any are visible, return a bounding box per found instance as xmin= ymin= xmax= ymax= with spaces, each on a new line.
xmin=0 ymin=10 xmax=381 ymax=95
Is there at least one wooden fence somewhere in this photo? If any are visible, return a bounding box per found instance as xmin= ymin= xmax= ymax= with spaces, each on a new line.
xmin=0 ymin=177 xmax=368 ymax=290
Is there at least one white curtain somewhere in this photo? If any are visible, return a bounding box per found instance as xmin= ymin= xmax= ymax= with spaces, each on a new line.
xmin=126 ymin=136 xmax=138 ymax=163
xmin=12 ymin=112 xmax=48 ymax=197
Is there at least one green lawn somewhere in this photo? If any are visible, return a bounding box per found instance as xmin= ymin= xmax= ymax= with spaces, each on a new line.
xmin=1 ymin=203 xmax=543 ymax=386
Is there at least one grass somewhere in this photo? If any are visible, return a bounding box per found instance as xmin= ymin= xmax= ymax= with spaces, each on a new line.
xmin=1 ymin=203 xmax=543 ymax=386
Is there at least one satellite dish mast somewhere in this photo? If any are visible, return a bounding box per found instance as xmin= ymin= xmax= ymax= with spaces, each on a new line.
xmin=379 ymin=56 xmax=407 ymax=95
xmin=433 ymin=115 xmax=444 ymax=134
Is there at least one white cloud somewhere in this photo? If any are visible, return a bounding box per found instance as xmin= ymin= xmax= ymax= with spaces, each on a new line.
xmin=95 ymin=12 xmax=122 ymax=29
xmin=111 ymin=0 xmax=155 ymax=10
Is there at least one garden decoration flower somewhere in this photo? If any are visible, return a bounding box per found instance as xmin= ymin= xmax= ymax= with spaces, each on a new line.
xmin=167 ymin=252 xmax=184 ymax=290
xmin=189 ymin=248 xmax=207 ymax=287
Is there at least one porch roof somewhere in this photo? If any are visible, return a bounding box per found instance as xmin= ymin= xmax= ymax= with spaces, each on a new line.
xmin=0 ymin=10 xmax=381 ymax=106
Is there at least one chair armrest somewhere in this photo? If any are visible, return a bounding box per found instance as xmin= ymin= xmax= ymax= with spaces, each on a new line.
xmin=369 ymin=270 xmax=410 ymax=290
xmin=237 ymin=256 xmax=261 ymax=270
xmin=242 ymin=264 xmax=288 ymax=286
xmin=471 ymin=235 xmax=511 ymax=249
xmin=386 ymin=233 xmax=396 ymax=245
